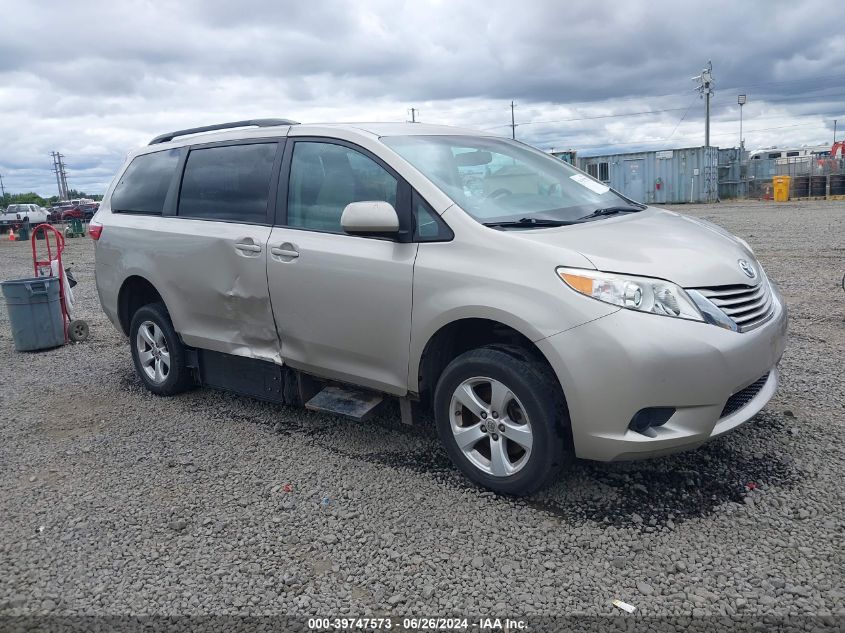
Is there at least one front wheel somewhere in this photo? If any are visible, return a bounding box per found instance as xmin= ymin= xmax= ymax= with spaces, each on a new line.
xmin=434 ymin=346 xmax=571 ymax=495
xmin=129 ymin=302 xmax=194 ymax=396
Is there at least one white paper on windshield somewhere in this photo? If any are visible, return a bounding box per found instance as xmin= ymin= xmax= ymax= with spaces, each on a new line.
xmin=570 ymin=173 xmax=610 ymax=194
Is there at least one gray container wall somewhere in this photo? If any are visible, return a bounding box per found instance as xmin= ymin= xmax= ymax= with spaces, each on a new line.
xmin=578 ymin=146 xmax=719 ymax=204
xmin=718 ymin=147 xmax=745 ymax=199
xmin=1 ymin=276 xmax=65 ymax=351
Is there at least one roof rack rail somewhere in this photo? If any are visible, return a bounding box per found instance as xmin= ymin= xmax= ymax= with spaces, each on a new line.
xmin=148 ymin=118 xmax=299 ymax=145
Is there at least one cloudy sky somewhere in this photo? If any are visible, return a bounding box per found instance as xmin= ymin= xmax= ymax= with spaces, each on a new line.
xmin=1 ymin=0 xmax=844 ymax=197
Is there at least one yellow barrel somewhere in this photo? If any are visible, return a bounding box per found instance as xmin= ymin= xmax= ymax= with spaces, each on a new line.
xmin=772 ymin=175 xmax=791 ymax=202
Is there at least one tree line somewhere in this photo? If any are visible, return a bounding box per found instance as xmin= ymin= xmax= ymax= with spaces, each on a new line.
xmin=1 ymin=190 xmax=103 ymax=208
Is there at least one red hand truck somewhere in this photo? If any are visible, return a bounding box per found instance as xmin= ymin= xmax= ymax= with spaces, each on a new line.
xmin=30 ymin=223 xmax=89 ymax=343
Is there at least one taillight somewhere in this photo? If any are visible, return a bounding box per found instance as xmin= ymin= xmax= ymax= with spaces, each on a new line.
xmin=89 ymin=223 xmax=103 ymax=240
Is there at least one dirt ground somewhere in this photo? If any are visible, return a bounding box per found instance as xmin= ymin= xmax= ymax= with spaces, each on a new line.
xmin=0 ymin=200 xmax=843 ymax=628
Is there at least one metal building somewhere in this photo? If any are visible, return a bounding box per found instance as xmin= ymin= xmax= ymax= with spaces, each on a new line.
xmin=578 ymin=146 xmax=719 ymax=204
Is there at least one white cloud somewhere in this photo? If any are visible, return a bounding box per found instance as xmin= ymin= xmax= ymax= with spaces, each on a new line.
xmin=0 ymin=0 xmax=843 ymax=196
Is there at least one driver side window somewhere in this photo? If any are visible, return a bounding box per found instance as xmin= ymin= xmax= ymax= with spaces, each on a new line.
xmin=286 ymin=142 xmax=398 ymax=233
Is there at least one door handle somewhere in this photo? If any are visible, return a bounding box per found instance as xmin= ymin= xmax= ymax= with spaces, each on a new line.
xmin=235 ymin=243 xmax=262 ymax=253
xmin=271 ymin=245 xmax=299 ymax=259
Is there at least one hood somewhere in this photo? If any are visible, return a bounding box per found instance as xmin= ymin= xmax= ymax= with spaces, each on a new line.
xmin=511 ymin=207 xmax=759 ymax=288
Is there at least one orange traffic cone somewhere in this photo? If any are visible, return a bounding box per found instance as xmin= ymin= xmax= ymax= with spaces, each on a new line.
xmin=8 ymin=228 xmax=15 ymax=241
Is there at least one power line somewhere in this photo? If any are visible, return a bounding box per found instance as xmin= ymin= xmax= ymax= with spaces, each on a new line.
xmin=666 ymin=99 xmax=696 ymax=139
xmin=716 ymin=72 xmax=845 ymax=94
xmin=574 ymin=121 xmax=831 ymax=154
xmin=480 ymin=94 xmax=844 ymax=133
xmin=487 ymin=88 xmax=845 ymax=133
xmin=482 ymin=106 xmax=690 ymax=130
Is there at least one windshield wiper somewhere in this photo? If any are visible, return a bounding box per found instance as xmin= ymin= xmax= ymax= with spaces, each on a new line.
xmin=575 ymin=206 xmax=645 ymax=221
xmin=483 ymin=217 xmax=577 ymax=229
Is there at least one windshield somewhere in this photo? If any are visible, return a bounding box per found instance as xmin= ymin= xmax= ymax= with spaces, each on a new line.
xmin=382 ymin=135 xmax=634 ymax=225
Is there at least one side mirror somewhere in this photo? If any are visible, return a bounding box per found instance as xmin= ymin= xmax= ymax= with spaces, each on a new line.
xmin=341 ymin=201 xmax=399 ymax=236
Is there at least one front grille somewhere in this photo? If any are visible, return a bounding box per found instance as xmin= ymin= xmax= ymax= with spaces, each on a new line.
xmin=693 ymin=280 xmax=774 ymax=331
xmin=720 ymin=373 xmax=769 ymax=418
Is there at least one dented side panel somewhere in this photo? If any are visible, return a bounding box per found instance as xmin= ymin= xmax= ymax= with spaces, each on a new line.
xmin=158 ymin=218 xmax=279 ymax=362
xmin=101 ymin=214 xmax=280 ymax=363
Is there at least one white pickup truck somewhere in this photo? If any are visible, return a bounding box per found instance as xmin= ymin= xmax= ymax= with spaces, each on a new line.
xmin=0 ymin=203 xmax=49 ymax=232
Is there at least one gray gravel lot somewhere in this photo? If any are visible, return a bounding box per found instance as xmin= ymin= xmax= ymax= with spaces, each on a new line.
xmin=0 ymin=201 xmax=843 ymax=628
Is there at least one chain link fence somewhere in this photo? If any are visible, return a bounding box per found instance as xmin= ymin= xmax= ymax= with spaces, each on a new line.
xmin=745 ymin=155 xmax=845 ymax=199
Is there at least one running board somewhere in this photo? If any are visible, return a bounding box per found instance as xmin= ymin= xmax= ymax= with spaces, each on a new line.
xmin=304 ymin=386 xmax=384 ymax=421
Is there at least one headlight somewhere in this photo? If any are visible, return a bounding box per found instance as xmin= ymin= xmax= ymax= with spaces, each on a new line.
xmin=557 ymin=267 xmax=704 ymax=322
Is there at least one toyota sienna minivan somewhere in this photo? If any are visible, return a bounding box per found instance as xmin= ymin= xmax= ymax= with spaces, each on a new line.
xmin=92 ymin=119 xmax=787 ymax=494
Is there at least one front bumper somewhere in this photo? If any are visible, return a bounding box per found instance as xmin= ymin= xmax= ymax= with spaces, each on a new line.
xmin=537 ymin=284 xmax=788 ymax=461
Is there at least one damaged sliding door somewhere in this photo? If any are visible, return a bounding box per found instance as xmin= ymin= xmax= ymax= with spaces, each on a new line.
xmin=157 ymin=140 xmax=283 ymax=362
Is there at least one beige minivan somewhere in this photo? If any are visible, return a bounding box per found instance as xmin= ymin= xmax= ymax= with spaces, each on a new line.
xmin=92 ymin=119 xmax=787 ymax=494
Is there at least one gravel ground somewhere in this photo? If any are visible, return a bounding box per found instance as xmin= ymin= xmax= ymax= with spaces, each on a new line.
xmin=0 ymin=201 xmax=843 ymax=630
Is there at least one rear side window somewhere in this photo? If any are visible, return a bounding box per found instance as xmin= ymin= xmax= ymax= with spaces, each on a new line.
xmin=111 ymin=149 xmax=180 ymax=214
xmin=178 ymin=143 xmax=277 ymax=224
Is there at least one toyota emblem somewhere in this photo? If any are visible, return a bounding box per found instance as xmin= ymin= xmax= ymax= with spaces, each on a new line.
xmin=738 ymin=259 xmax=757 ymax=279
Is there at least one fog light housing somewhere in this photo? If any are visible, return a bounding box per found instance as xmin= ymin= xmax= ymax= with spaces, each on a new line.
xmin=629 ymin=407 xmax=676 ymax=434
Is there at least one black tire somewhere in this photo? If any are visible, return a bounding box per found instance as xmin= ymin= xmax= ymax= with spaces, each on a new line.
xmin=129 ymin=302 xmax=194 ymax=396
xmin=433 ymin=346 xmax=571 ymax=495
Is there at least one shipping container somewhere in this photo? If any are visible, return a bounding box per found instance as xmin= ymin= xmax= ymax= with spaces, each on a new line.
xmin=578 ymin=146 xmax=719 ymax=204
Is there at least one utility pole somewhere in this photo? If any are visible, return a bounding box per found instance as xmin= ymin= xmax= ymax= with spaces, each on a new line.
xmin=58 ymin=154 xmax=69 ymax=199
xmin=408 ymin=107 xmax=418 ymax=123
xmin=510 ymin=101 xmax=516 ymax=139
xmin=0 ymin=172 xmax=6 ymax=197
xmin=738 ymin=94 xmax=747 ymax=199
xmin=59 ymin=154 xmax=69 ymax=199
xmin=51 ymin=152 xmax=63 ymax=199
xmin=834 ymin=119 xmax=837 ymax=144
xmin=693 ymin=61 xmax=715 ymax=147
xmin=51 ymin=151 xmax=69 ymax=200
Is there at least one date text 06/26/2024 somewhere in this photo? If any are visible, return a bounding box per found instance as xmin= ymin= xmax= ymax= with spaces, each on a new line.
xmin=307 ymin=617 xmax=529 ymax=631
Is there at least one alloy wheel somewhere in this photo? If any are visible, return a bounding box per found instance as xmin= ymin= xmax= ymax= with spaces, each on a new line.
xmin=135 ymin=320 xmax=170 ymax=384
xmin=449 ymin=376 xmax=533 ymax=477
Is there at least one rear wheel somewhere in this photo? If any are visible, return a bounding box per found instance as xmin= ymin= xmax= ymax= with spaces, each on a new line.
xmin=129 ymin=302 xmax=194 ymax=396
xmin=434 ymin=346 xmax=571 ymax=495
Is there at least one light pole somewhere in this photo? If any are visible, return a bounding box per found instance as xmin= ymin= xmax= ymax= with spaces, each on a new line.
xmin=738 ymin=94 xmax=747 ymax=198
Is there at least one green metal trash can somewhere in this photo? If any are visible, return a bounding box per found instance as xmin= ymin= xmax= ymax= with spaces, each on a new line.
xmin=16 ymin=222 xmax=30 ymax=241
xmin=0 ymin=276 xmax=65 ymax=351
